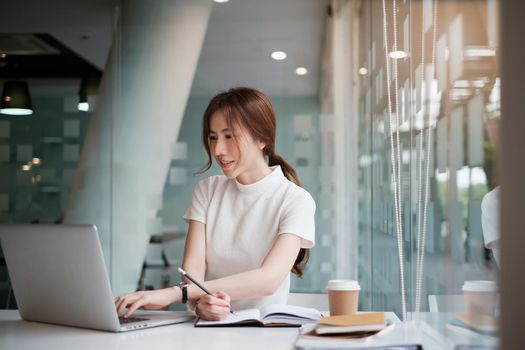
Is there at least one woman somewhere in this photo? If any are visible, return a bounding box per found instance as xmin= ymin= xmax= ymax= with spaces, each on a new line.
xmin=115 ymin=87 xmax=315 ymax=321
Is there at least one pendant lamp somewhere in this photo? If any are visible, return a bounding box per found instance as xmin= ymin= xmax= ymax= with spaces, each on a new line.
xmin=78 ymin=77 xmax=100 ymax=112
xmin=78 ymin=77 xmax=89 ymax=112
xmin=0 ymin=81 xmax=33 ymax=115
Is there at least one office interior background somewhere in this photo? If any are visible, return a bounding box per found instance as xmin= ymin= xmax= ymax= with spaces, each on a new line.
xmin=1 ymin=0 xmax=524 ymax=347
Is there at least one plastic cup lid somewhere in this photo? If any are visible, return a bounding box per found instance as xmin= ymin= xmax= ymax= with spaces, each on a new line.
xmin=462 ymin=280 xmax=498 ymax=292
xmin=326 ymin=279 xmax=360 ymax=291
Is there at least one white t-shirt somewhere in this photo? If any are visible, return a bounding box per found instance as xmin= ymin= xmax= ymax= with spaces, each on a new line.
xmin=183 ymin=165 xmax=316 ymax=310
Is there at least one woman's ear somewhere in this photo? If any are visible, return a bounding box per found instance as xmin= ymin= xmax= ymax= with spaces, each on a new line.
xmin=257 ymin=140 xmax=266 ymax=151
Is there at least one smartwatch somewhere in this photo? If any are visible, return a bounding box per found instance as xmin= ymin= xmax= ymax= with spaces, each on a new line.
xmin=178 ymin=282 xmax=188 ymax=304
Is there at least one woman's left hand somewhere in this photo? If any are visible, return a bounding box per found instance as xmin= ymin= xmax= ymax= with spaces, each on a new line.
xmin=114 ymin=288 xmax=178 ymax=318
xmin=195 ymin=291 xmax=231 ymax=321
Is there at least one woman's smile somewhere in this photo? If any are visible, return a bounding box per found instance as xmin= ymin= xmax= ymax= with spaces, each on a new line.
xmin=219 ymin=159 xmax=235 ymax=170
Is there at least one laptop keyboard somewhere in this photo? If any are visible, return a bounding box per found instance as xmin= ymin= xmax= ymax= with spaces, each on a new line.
xmin=119 ymin=316 xmax=148 ymax=324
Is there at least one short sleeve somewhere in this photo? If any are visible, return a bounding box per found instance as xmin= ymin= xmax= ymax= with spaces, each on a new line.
xmin=481 ymin=187 xmax=500 ymax=249
xmin=278 ymin=188 xmax=316 ymax=248
xmin=183 ymin=179 xmax=209 ymax=224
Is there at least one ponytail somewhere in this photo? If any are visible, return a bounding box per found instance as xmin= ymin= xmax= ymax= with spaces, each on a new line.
xmin=267 ymin=151 xmax=310 ymax=278
xmin=267 ymin=152 xmax=301 ymax=186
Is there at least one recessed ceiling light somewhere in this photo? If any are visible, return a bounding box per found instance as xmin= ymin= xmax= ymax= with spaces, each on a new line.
xmin=453 ymin=80 xmax=470 ymax=88
xmin=359 ymin=67 xmax=368 ymax=75
xmin=464 ymin=46 xmax=496 ymax=58
xmin=450 ymin=88 xmax=472 ymax=100
xmin=213 ymin=0 xmax=229 ymax=3
xmin=388 ymin=51 xmax=408 ymax=59
xmin=295 ymin=67 xmax=308 ymax=75
xmin=271 ymin=51 xmax=287 ymax=60
xmin=453 ymin=79 xmax=486 ymax=88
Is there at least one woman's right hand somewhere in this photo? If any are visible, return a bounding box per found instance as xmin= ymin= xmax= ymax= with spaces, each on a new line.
xmin=195 ymin=291 xmax=231 ymax=321
xmin=114 ymin=287 xmax=180 ymax=318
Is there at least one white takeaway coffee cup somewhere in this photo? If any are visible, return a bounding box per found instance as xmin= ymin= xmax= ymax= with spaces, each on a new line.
xmin=326 ymin=280 xmax=360 ymax=315
xmin=462 ymin=280 xmax=498 ymax=317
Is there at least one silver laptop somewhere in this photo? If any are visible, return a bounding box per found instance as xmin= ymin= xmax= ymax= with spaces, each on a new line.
xmin=0 ymin=224 xmax=194 ymax=332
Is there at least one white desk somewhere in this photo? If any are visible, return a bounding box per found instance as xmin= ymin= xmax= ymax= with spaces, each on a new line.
xmin=0 ymin=310 xmax=296 ymax=350
xmin=0 ymin=311 xmax=499 ymax=350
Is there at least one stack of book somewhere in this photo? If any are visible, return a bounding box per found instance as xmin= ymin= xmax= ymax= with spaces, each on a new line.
xmin=309 ymin=312 xmax=388 ymax=338
xmin=294 ymin=313 xmax=427 ymax=350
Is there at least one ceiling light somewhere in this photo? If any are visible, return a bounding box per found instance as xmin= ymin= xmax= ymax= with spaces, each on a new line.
xmin=0 ymin=81 xmax=33 ymax=115
xmin=359 ymin=67 xmax=368 ymax=75
xmin=453 ymin=80 xmax=470 ymax=88
xmin=271 ymin=51 xmax=287 ymax=60
xmin=78 ymin=101 xmax=89 ymax=112
xmin=31 ymin=157 xmax=41 ymax=165
xmin=22 ymin=164 xmax=31 ymax=171
xmin=0 ymin=108 xmax=33 ymax=115
xmin=450 ymin=88 xmax=472 ymax=100
xmin=213 ymin=0 xmax=229 ymax=2
xmin=454 ymin=79 xmax=486 ymax=88
xmin=78 ymin=77 xmax=100 ymax=112
xmin=464 ymin=46 xmax=496 ymax=58
xmin=388 ymin=51 xmax=408 ymax=59
xmin=295 ymin=67 xmax=308 ymax=75
xmin=0 ymin=53 xmax=6 ymax=58
xmin=78 ymin=77 xmax=89 ymax=112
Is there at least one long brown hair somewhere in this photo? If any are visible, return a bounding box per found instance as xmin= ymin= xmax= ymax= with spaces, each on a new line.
xmin=198 ymin=87 xmax=310 ymax=278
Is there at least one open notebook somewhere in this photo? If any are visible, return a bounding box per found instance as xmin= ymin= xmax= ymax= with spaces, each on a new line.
xmin=195 ymin=304 xmax=322 ymax=327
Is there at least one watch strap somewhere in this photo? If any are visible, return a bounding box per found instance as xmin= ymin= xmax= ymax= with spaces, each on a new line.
xmin=179 ymin=282 xmax=188 ymax=304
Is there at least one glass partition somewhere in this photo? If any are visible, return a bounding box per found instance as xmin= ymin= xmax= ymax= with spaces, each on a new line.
xmin=355 ymin=0 xmax=500 ymax=330
xmin=0 ymin=0 xmax=113 ymax=304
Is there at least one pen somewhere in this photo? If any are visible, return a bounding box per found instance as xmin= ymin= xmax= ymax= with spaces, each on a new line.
xmin=178 ymin=267 xmax=236 ymax=315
